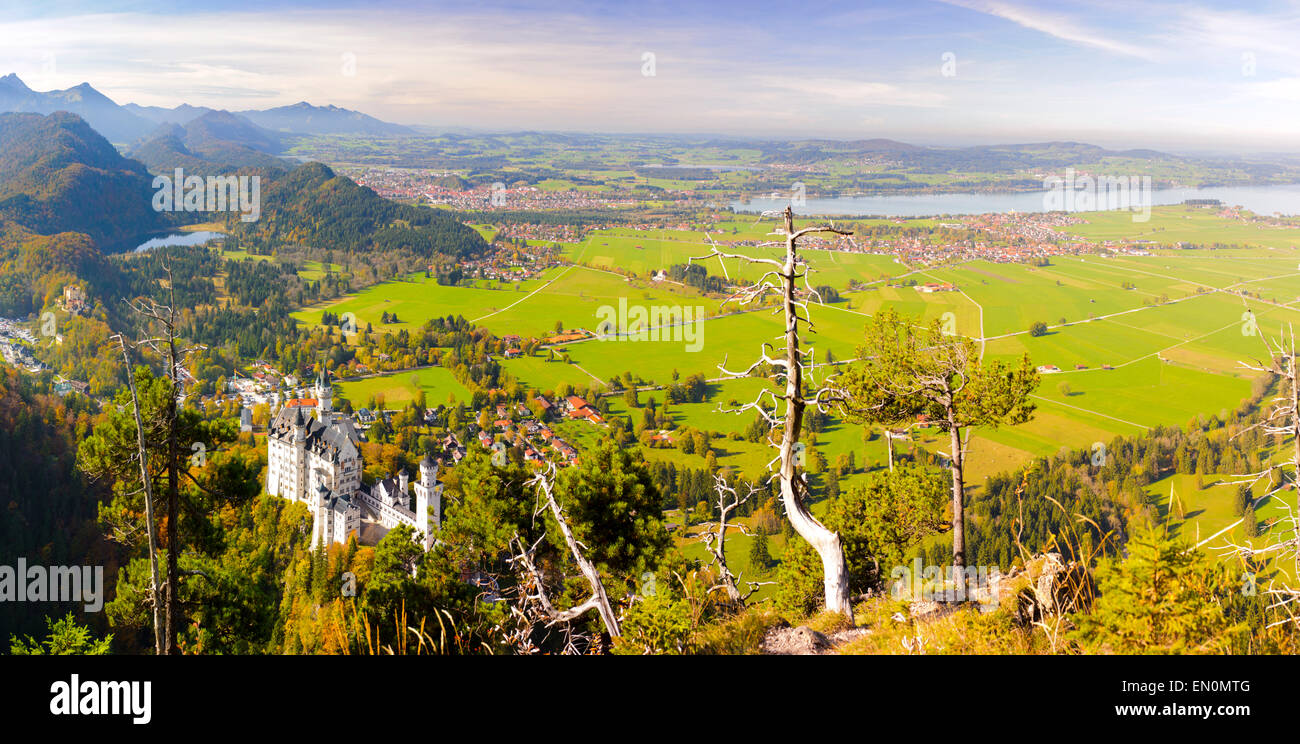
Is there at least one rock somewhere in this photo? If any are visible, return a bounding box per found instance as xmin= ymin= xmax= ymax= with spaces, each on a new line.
xmin=1034 ymin=553 xmax=1068 ymax=615
xmin=829 ymin=628 xmax=871 ymax=647
xmin=988 ymin=552 xmax=1091 ymax=624
xmin=760 ymin=625 xmax=833 ymax=655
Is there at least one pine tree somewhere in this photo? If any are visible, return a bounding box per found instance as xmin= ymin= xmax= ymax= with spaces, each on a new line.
xmin=825 ymin=467 xmax=841 ymax=499
xmin=1233 ymin=484 xmax=1251 ymax=517
xmin=1244 ymin=514 xmax=1260 ymax=538
xmin=1071 ymin=526 xmax=1247 ymax=654
xmin=748 ymin=527 xmax=772 ymax=574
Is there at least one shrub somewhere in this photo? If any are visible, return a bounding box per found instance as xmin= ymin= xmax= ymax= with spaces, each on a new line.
xmin=612 ymin=593 xmax=693 ymax=655
xmin=775 ymin=538 xmax=824 ymax=618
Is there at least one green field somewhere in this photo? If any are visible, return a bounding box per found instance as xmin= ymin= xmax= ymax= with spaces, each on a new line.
xmin=302 ymin=219 xmax=1299 ymax=511
xmin=564 ymin=228 xmax=905 ymax=291
xmin=293 ymin=268 xmax=566 ymax=336
xmin=338 ymin=366 xmax=473 ymax=408
xmin=1069 ymin=205 xmax=1300 ymax=250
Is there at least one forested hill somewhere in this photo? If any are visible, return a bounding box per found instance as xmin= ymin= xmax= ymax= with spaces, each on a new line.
xmin=129 ymin=110 xmax=291 ymax=173
xmin=0 ymin=111 xmax=167 ymax=244
xmin=0 ymin=366 xmax=109 ymax=643
xmin=228 ymin=162 xmax=489 ymax=258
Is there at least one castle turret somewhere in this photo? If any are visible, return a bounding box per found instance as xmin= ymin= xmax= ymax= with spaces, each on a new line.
xmin=414 ymin=455 xmax=441 ymax=551
xmin=398 ymin=467 xmax=409 ymax=500
xmin=316 ymin=368 xmax=332 ymax=420
xmin=293 ymin=405 xmax=307 ymax=442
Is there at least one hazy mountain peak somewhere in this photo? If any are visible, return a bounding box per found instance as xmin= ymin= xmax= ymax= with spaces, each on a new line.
xmin=240 ymin=100 xmax=413 ymax=135
xmin=0 ymin=75 xmax=412 ymax=142
xmin=0 ymin=73 xmax=32 ymax=92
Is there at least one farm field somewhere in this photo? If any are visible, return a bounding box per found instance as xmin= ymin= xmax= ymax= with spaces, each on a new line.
xmin=301 ymin=219 xmax=1300 ymax=502
xmin=500 ymin=354 xmax=604 ymax=392
xmin=1147 ymin=471 xmax=1297 ymax=584
xmin=564 ymin=227 xmax=902 ymax=290
xmin=338 ymin=366 xmax=473 ymax=408
xmin=556 ymin=304 xmax=865 ymax=387
xmin=475 ymin=265 xmax=710 ymax=339
xmin=1068 ymin=205 xmax=1300 ymax=249
xmin=292 ymin=268 xmax=566 ymax=335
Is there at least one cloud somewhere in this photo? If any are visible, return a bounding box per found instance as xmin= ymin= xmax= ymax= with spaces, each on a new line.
xmin=1245 ymin=76 xmax=1300 ymax=102
xmin=755 ymin=76 xmax=946 ymax=108
xmin=1 ymin=1 xmax=1299 ymax=146
xmin=939 ymin=0 xmax=1159 ymax=60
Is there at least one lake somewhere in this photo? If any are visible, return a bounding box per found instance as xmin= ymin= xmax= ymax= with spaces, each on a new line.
xmin=731 ymin=183 xmax=1300 ymax=218
xmin=124 ymin=231 xmax=225 ymax=254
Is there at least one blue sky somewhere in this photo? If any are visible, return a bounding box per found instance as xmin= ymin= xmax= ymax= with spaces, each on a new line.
xmin=2 ymin=0 xmax=1298 ymax=151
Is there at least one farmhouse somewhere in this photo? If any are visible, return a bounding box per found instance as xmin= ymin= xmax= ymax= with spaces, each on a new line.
xmin=916 ymin=282 xmax=957 ymax=293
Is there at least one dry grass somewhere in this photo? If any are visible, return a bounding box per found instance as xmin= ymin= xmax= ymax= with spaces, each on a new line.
xmin=836 ymin=596 xmax=1046 ymax=655
xmin=691 ymin=606 xmax=784 ymax=655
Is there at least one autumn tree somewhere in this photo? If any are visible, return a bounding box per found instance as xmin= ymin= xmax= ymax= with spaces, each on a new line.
xmin=79 ymin=365 xmax=252 ymax=653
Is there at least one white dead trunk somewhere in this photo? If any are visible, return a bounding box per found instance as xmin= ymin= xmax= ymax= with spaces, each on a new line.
xmin=522 ymin=467 xmax=621 ymax=638
xmin=776 ymin=207 xmax=854 ymax=620
xmin=115 ymin=335 xmax=165 ymax=656
xmin=691 ymin=206 xmax=856 ymax=622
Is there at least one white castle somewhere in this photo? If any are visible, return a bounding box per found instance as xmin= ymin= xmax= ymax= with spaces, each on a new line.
xmin=266 ymin=369 xmax=441 ymax=550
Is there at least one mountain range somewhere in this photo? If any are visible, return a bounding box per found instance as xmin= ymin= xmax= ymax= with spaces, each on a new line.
xmin=0 ymin=74 xmax=413 ymax=145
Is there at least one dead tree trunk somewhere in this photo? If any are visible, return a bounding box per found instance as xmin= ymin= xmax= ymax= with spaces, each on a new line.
xmin=115 ymin=336 xmax=165 ymax=656
xmin=703 ymin=475 xmax=771 ymax=607
xmin=129 ymin=269 xmax=197 ymax=655
xmin=163 ymin=292 xmax=180 ymax=655
xmin=1291 ymin=342 xmax=1299 ymax=510
xmin=521 ymin=466 xmax=621 ymax=638
xmin=693 ymin=206 xmax=855 ymax=621
xmin=780 ymin=206 xmax=852 ymax=619
xmin=1230 ymin=326 xmax=1300 ymax=623
xmin=947 ymin=418 xmax=967 ymax=598
xmin=778 ymin=209 xmax=853 ymax=619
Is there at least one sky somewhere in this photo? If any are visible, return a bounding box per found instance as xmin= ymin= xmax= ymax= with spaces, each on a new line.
xmin=2 ymin=0 xmax=1299 ymax=152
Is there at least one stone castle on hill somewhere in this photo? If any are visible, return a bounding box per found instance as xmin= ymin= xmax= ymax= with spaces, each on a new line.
xmin=266 ymin=369 xmax=441 ymax=550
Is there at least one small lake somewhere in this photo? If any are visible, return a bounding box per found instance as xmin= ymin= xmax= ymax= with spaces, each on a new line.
xmin=731 ymin=183 xmax=1300 ymax=218
xmin=125 ymin=231 xmax=225 ymax=254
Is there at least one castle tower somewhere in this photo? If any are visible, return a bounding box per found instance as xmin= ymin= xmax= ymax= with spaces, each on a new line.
xmin=315 ymin=368 xmax=332 ymax=421
xmin=414 ymin=456 xmax=441 ymax=551
xmin=293 ymin=406 xmax=308 ymax=502
xmin=398 ymin=467 xmax=409 ymax=504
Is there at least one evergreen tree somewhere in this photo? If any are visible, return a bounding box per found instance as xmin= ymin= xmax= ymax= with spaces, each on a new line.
xmin=1072 ymin=526 xmax=1247 ymax=654
xmin=748 ymin=526 xmax=773 ymax=574
xmin=1244 ymin=514 xmax=1260 ymax=538
xmin=1233 ymin=484 xmax=1251 ymax=517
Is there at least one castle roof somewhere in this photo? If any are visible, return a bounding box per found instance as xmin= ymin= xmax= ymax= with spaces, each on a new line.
xmin=269 ymin=405 xmax=362 ymax=461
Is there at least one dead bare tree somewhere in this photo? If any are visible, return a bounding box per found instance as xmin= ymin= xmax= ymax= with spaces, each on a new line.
xmin=883 ymin=423 xmax=920 ymax=472
xmin=700 ymin=474 xmax=774 ymax=607
xmin=112 ymin=334 xmax=165 ymax=656
xmin=125 ymin=263 xmax=206 ymax=655
xmin=1218 ymin=325 xmax=1300 ymax=626
xmin=691 ymin=205 xmax=855 ymax=620
xmin=506 ymin=464 xmax=620 ymax=649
